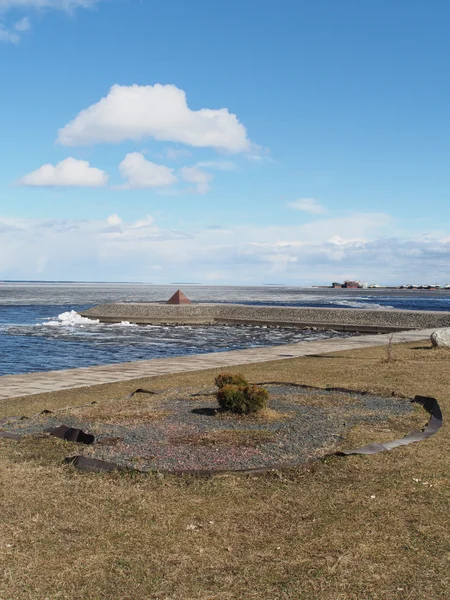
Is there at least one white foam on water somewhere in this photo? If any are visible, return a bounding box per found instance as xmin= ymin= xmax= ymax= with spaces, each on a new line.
xmin=42 ymin=310 xmax=100 ymax=327
xmin=326 ymin=299 xmax=394 ymax=310
xmin=115 ymin=321 xmax=138 ymax=327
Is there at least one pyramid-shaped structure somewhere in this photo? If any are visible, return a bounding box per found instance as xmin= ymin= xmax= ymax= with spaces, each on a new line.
xmin=167 ymin=289 xmax=192 ymax=305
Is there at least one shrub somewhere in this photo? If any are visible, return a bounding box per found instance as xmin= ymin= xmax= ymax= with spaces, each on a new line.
xmin=217 ymin=383 xmax=269 ymax=415
xmin=217 ymin=384 xmax=247 ymax=414
xmin=214 ymin=372 xmax=248 ymax=389
xmin=245 ymin=384 xmax=269 ymax=413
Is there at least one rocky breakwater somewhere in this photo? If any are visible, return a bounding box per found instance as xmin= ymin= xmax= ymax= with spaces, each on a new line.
xmin=79 ymin=303 xmax=450 ymax=333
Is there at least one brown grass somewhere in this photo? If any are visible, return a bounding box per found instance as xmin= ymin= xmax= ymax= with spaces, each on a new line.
xmin=65 ymin=396 xmax=170 ymax=424
xmin=1 ymin=341 xmax=450 ymax=599
xmin=275 ymin=390 xmax=361 ymax=407
xmin=216 ymin=405 xmax=291 ymax=422
xmin=169 ymin=429 xmax=275 ymax=447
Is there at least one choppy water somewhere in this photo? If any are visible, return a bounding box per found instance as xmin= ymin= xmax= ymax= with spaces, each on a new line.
xmin=1 ymin=283 xmax=449 ymax=376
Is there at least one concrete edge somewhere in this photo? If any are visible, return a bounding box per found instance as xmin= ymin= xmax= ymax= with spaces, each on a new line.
xmin=79 ymin=313 xmax=416 ymax=334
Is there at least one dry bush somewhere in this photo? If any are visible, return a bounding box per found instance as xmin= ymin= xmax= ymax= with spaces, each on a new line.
xmin=217 ymin=383 xmax=269 ymax=414
xmin=215 ymin=371 xmax=269 ymax=414
xmin=380 ymin=333 xmax=396 ymax=363
xmin=214 ymin=372 xmax=248 ymax=389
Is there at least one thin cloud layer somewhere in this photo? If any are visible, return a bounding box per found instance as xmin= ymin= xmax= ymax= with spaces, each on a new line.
xmin=288 ymin=198 xmax=328 ymax=214
xmin=1 ymin=212 xmax=449 ymax=284
xmin=17 ymin=157 xmax=108 ymax=187
xmin=0 ymin=15 xmax=30 ymax=43
xmin=57 ymin=84 xmax=251 ymax=152
xmin=0 ymin=0 xmax=99 ymax=43
xmin=0 ymin=1 xmax=98 ymax=10
xmin=180 ymin=165 xmax=212 ymax=194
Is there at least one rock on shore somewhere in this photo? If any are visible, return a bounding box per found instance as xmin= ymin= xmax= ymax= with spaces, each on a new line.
xmin=431 ymin=328 xmax=450 ymax=348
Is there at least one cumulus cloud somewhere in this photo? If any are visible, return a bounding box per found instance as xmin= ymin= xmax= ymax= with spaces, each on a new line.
xmin=57 ymin=84 xmax=251 ymax=153
xmin=118 ymin=152 xmax=177 ymax=189
xmin=180 ymin=165 xmax=212 ymax=194
xmin=17 ymin=157 xmax=108 ymax=187
xmin=288 ymin=198 xmax=327 ymax=215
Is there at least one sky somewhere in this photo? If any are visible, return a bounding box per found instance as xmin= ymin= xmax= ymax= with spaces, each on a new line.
xmin=1 ymin=0 xmax=450 ymax=285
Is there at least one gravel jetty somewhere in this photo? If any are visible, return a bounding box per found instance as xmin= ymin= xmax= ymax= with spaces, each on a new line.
xmin=80 ymin=302 xmax=450 ymax=332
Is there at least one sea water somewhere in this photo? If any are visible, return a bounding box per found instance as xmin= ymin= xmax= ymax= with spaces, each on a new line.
xmin=1 ymin=283 xmax=449 ymax=376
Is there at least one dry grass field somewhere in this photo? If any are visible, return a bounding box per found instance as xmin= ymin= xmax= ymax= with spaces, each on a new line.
xmin=1 ymin=340 xmax=449 ymax=600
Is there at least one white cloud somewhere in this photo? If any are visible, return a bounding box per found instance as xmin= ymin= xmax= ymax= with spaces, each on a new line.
xmin=57 ymin=83 xmax=251 ymax=153
xmin=13 ymin=15 xmax=30 ymax=29
xmin=17 ymin=157 xmax=108 ymax=187
xmin=288 ymin=198 xmax=328 ymax=215
xmin=0 ymin=1 xmax=98 ymax=10
xmin=0 ymin=15 xmax=30 ymax=42
xmin=4 ymin=210 xmax=449 ymax=285
xmin=106 ymin=214 xmax=121 ymax=226
xmin=196 ymin=160 xmax=237 ymax=171
xmin=180 ymin=165 xmax=212 ymax=194
xmin=118 ymin=152 xmax=177 ymax=189
xmin=166 ymin=148 xmax=192 ymax=160
xmin=0 ymin=24 xmax=19 ymax=42
xmin=0 ymin=1 xmax=99 ymax=43
xmin=175 ymin=159 xmax=236 ymax=193
xmin=130 ymin=215 xmax=155 ymax=229
xmin=246 ymin=146 xmax=277 ymax=164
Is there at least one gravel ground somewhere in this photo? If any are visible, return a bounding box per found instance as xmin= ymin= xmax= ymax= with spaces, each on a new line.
xmin=0 ymin=385 xmax=417 ymax=472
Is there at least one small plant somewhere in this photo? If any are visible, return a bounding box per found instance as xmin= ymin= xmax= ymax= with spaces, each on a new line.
xmin=243 ymin=384 xmax=269 ymax=413
xmin=385 ymin=333 xmax=395 ymax=363
xmin=214 ymin=372 xmax=248 ymax=389
xmin=215 ymin=372 xmax=269 ymax=415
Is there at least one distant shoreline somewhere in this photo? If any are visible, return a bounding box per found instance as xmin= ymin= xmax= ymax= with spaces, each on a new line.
xmin=2 ymin=281 xmax=450 ymax=291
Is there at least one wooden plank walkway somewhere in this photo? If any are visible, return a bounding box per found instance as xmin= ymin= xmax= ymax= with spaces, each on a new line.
xmin=0 ymin=329 xmax=434 ymax=400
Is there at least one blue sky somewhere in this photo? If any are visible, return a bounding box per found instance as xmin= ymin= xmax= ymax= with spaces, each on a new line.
xmin=1 ymin=0 xmax=450 ymax=284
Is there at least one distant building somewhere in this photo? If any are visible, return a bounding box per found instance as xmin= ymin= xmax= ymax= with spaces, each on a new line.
xmin=331 ymin=279 xmax=374 ymax=289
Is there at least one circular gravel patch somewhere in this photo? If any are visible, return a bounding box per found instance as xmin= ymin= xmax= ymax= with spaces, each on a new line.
xmin=1 ymin=385 xmax=417 ymax=472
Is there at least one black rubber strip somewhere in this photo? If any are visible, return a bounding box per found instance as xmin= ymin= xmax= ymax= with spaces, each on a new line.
xmin=0 ymin=431 xmax=22 ymax=440
xmin=1 ymin=425 xmax=95 ymax=444
xmin=336 ymin=395 xmax=442 ymax=455
xmin=127 ymin=388 xmax=157 ymax=398
xmin=46 ymin=425 xmax=95 ymax=445
xmin=0 ymin=417 xmax=28 ymax=439
xmin=64 ymin=455 xmax=129 ymax=472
